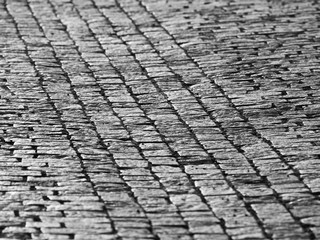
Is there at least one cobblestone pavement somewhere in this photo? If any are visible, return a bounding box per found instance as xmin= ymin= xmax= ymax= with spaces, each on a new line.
xmin=0 ymin=0 xmax=320 ymax=239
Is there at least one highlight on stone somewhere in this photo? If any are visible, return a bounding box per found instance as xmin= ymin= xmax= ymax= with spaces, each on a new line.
xmin=0 ymin=0 xmax=319 ymax=239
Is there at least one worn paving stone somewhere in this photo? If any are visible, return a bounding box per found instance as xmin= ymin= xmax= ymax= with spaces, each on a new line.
xmin=0 ymin=0 xmax=320 ymax=239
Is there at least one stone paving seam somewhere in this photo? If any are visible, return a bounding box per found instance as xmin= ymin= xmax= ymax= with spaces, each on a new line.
xmin=66 ymin=2 xmax=232 ymax=239
xmin=45 ymin=0 xmax=240 ymax=238
xmin=1 ymin=6 xmax=115 ymax=240
xmin=82 ymin=0 xmax=320 ymax=238
xmin=47 ymin=0 xmax=230 ymax=238
xmin=135 ymin=0 xmax=320 ymax=201
xmin=113 ymin=1 xmax=319 ymax=239
xmin=82 ymin=0 xmax=277 ymax=238
xmin=22 ymin=2 xmax=160 ymax=239
xmin=90 ymin=0 xmax=316 ymax=239
xmin=1 ymin=0 xmax=320 ymax=239
xmin=139 ymin=2 xmax=320 ymax=236
xmin=44 ymin=1 xmax=188 ymax=239
xmin=134 ymin=0 xmax=308 ymax=177
xmin=3 ymin=1 xmax=122 ymax=239
xmin=116 ymin=0 xmax=319 ymax=239
xmin=135 ymin=0 xmax=320 ymax=237
xmin=26 ymin=0 xmax=197 ymax=238
xmin=4 ymin=1 xmax=128 ymax=239
xmin=87 ymin=0 xmax=246 ymax=236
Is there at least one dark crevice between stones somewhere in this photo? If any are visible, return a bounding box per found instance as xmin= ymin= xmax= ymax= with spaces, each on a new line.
xmin=116 ymin=1 xmax=318 ymax=239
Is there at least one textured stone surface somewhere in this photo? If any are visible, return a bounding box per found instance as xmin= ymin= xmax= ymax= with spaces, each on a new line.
xmin=0 ymin=0 xmax=320 ymax=239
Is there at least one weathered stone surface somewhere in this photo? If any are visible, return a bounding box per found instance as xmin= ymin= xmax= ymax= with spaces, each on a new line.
xmin=0 ymin=0 xmax=319 ymax=239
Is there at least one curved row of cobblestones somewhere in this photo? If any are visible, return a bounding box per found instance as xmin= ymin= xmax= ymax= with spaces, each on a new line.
xmin=0 ymin=0 xmax=320 ymax=239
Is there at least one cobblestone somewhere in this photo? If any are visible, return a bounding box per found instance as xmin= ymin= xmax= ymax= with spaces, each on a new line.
xmin=1 ymin=0 xmax=320 ymax=239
